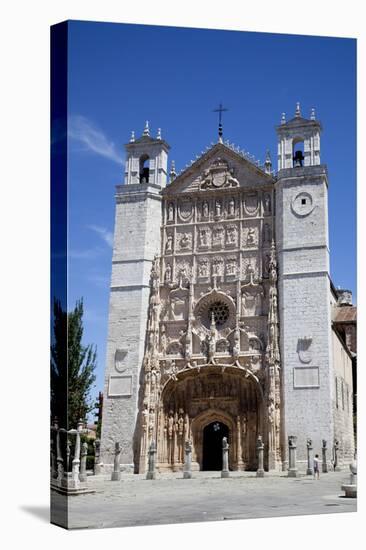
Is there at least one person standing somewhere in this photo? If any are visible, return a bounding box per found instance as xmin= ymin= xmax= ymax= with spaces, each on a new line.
xmin=313 ymin=454 xmax=320 ymax=480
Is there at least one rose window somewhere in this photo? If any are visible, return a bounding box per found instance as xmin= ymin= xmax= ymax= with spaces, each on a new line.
xmin=208 ymin=301 xmax=230 ymax=327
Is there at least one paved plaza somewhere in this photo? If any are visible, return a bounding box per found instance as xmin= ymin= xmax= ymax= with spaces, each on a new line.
xmin=52 ymin=470 xmax=356 ymax=530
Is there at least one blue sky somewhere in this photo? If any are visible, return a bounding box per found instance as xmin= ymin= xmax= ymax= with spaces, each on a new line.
xmin=66 ymin=21 xmax=356 ymax=407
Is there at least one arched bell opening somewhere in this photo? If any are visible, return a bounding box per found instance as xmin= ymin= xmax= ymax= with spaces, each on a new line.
xmin=292 ymin=137 xmax=305 ymax=167
xmin=139 ymin=154 xmax=150 ymax=183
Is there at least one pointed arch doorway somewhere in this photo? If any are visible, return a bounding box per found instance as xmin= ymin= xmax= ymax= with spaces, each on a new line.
xmin=202 ymin=421 xmax=229 ymax=470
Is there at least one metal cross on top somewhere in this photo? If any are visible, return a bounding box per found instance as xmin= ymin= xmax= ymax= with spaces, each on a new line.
xmin=213 ymin=102 xmax=229 ymax=142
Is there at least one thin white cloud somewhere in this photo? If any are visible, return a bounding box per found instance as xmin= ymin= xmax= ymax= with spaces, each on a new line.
xmin=69 ymin=247 xmax=103 ymax=260
xmin=68 ymin=115 xmax=122 ymax=164
xmin=87 ymin=225 xmax=114 ymax=248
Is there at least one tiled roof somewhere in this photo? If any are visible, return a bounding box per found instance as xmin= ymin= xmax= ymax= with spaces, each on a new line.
xmin=333 ymin=306 xmax=357 ymax=323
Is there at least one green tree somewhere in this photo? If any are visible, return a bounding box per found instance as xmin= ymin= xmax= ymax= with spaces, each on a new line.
xmin=51 ymin=298 xmax=97 ymax=428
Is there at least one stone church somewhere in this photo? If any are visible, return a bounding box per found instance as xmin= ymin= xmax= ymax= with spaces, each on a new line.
xmin=100 ymin=104 xmax=355 ymax=474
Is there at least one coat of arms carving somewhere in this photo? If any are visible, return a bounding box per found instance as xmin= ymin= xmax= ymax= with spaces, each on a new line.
xmin=200 ymin=158 xmax=239 ymax=190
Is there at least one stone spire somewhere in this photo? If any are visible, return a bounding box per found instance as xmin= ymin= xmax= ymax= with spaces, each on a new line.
xmin=295 ymin=102 xmax=301 ymax=117
xmin=143 ymin=120 xmax=150 ymax=136
xmin=265 ymin=149 xmax=272 ymax=174
xmin=130 ymin=130 xmax=135 ymax=143
xmin=310 ymin=107 xmax=316 ymax=120
xmin=156 ymin=128 xmax=162 ymax=140
xmin=281 ymin=112 xmax=286 ymax=125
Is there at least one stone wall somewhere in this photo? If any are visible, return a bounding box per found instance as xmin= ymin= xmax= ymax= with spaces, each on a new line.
xmin=100 ymin=182 xmax=163 ymax=471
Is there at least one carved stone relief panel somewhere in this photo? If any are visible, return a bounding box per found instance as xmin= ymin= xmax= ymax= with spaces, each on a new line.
xmin=177 ymin=198 xmax=194 ymax=223
xmin=225 ymin=224 xmax=238 ymax=247
xmin=176 ymin=230 xmax=193 ymax=253
xmin=199 ymin=158 xmax=239 ymax=190
xmin=197 ymin=226 xmax=210 ymax=249
xmin=242 ymin=223 xmax=259 ymax=248
xmin=241 ymin=256 xmax=259 ymax=280
xmin=243 ymin=192 xmax=259 ymax=217
xmin=211 ymin=256 xmax=224 ymax=278
xmin=175 ymin=259 xmax=192 ymax=282
xmin=197 ymin=257 xmax=210 ymax=279
xmin=212 ymin=225 xmax=225 ymax=249
xmin=241 ymin=290 xmax=263 ymax=317
xmin=226 ymin=256 xmax=238 ymax=278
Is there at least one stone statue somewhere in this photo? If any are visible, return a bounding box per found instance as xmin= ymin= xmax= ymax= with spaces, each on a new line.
xmin=199 ymin=229 xmax=208 ymax=246
xmin=202 ymin=201 xmax=209 ymax=218
xmin=165 ymin=235 xmax=173 ymax=253
xmin=168 ymin=411 xmax=174 ymax=439
xmin=215 ymin=200 xmax=222 ymax=217
xmin=168 ymin=202 xmax=174 ymax=221
xmin=164 ymin=264 xmax=172 ymax=283
xmin=228 ymin=197 xmax=235 ymax=216
xmin=264 ymin=194 xmax=271 ymax=213
xmin=263 ymin=223 xmax=271 ymax=243
xmin=198 ymin=260 xmax=208 ymax=277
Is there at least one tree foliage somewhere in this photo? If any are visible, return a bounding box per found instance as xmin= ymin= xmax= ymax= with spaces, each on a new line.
xmin=51 ymin=298 xmax=97 ymax=428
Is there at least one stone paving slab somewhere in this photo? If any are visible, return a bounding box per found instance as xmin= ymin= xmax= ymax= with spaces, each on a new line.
xmin=52 ymin=470 xmax=356 ymax=530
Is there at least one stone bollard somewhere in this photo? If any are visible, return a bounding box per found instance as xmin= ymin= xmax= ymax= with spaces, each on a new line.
xmin=256 ymin=435 xmax=265 ymax=478
xmin=93 ymin=439 xmax=103 ymax=475
xmin=341 ymin=458 xmax=357 ymax=498
xmin=322 ymin=439 xmax=328 ymax=473
xmin=183 ymin=440 xmax=192 ymax=479
xmin=287 ymin=435 xmax=298 ymax=477
xmin=111 ymin=442 xmax=121 ymax=481
xmin=333 ymin=440 xmax=341 ymax=471
xmin=146 ymin=440 xmax=157 ymax=480
xmin=70 ymin=419 xmax=84 ymax=486
xmin=221 ymin=437 xmax=230 ymax=478
xmin=306 ymin=438 xmax=314 ymax=476
xmin=79 ymin=441 xmax=88 ymax=482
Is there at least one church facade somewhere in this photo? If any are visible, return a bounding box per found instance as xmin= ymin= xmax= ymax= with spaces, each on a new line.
xmin=100 ymin=105 xmax=355 ymax=474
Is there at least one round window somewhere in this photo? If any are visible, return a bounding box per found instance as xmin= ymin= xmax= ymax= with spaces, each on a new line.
xmin=208 ymin=301 xmax=230 ymax=327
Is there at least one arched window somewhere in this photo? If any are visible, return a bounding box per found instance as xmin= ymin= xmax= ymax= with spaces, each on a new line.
xmin=139 ymin=154 xmax=150 ymax=183
xmin=292 ymin=138 xmax=304 ymax=168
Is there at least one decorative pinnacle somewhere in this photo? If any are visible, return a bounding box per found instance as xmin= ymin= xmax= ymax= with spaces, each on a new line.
xmin=170 ymin=160 xmax=176 ymax=181
xmin=143 ymin=120 xmax=150 ymax=136
xmin=295 ymin=102 xmax=301 ymax=117
xmin=265 ymin=150 xmax=272 ymax=174
xmin=281 ymin=112 xmax=286 ymax=125
xmin=157 ymin=127 xmax=162 ymax=140
xmin=130 ymin=130 xmax=135 ymax=143
xmin=310 ymin=108 xmax=316 ymax=120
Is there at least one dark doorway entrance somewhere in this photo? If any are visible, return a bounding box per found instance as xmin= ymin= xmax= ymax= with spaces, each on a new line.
xmin=202 ymin=421 xmax=229 ymax=470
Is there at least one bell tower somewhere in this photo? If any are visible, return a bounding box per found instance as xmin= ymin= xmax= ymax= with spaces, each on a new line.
xmin=124 ymin=121 xmax=169 ymax=186
xmin=277 ymin=103 xmax=321 ymax=170
xmin=275 ymin=104 xmax=334 ymax=468
xmin=101 ymin=122 xmax=169 ymax=473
